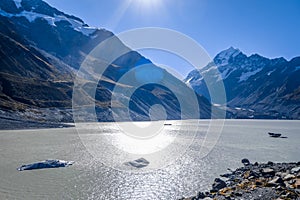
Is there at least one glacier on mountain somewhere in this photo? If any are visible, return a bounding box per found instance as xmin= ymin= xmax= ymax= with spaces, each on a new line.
xmin=0 ymin=8 xmax=97 ymax=36
xmin=238 ymin=68 xmax=262 ymax=82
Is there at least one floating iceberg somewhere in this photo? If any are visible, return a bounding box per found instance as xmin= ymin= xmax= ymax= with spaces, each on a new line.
xmin=17 ymin=159 xmax=74 ymax=171
xmin=124 ymin=158 xmax=150 ymax=168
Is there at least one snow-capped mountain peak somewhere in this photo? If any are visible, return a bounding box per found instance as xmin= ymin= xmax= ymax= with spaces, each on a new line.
xmin=214 ymin=47 xmax=241 ymax=66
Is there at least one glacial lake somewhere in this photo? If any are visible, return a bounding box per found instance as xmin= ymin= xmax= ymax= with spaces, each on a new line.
xmin=0 ymin=120 xmax=299 ymax=199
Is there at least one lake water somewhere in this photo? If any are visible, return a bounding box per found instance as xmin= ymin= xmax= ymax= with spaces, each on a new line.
xmin=0 ymin=120 xmax=299 ymax=199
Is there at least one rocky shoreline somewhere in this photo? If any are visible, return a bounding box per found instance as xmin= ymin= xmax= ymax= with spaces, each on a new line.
xmin=181 ymin=160 xmax=300 ymax=200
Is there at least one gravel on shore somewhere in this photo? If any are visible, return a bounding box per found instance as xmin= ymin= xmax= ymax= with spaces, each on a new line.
xmin=180 ymin=160 xmax=300 ymax=200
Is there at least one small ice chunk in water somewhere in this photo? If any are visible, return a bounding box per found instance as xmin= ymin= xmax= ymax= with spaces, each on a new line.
xmin=124 ymin=158 xmax=150 ymax=168
xmin=17 ymin=159 xmax=74 ymax=171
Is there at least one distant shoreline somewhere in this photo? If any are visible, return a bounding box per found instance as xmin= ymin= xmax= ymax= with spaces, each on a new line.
xmin=0 ymin=118 xmax=74 ymax=130
xmin=1 ymin=118 xmax=299 ymax=131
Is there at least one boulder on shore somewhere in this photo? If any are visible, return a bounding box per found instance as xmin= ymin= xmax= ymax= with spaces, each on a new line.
xmin=241 ymin=158 xmax=250 ymax=166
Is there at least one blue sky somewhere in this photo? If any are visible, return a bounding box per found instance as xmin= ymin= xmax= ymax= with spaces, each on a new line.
xmin=45 ymin=0 xmax=300 ymax=76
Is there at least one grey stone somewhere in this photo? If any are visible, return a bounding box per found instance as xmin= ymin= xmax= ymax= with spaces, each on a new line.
xmin=283 ymin=174 xmax=295 ymax=181
xmin=291 ymin=166 xmax=300 ymax=174
xmin=261 ymin=168 xmax=275 ymax=176
xmin=267 ymin=176 xmax=283 ymax=186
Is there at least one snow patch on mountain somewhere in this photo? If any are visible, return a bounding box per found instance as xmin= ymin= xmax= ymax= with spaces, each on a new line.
xmin=267 ymin=69 xmax=276 ymax=76
xmin=187 ymin=76 xmax=204 ymax=87
xmin=0 ymin=9 xmax=97 ymax=36
xmin=0 ymin=9 xmax=10 ymax=17
xmin=201 ymin=65 xmax=218 ymax=74
xmin=238 ymin=68 xmax=262 ymax=82
xmin=13 ymin=0 xmax=22 ymax=9
xmin=184 ymin=69 xmax=203 ymax=84
xmin=220 ymin=67 xmax=236 ymax=80
xmin=185 ymin=76 xmax=194 ymax=84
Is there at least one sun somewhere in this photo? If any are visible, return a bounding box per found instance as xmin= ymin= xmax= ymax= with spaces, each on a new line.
xmin=107 ymin=0 xmax=166 ymax=30
xmin=134 ymin=0 xmax=160 ymax=4
xmin=131 ymin=0 xmax=163 ymax=10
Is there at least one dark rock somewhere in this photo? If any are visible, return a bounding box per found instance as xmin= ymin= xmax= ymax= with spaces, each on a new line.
xmin=209 ymin=189 xmax=218 ymax=193
xmin=281 ymin=192 xmax=293 ymax=198
xmin=276 ymin=185 xmax=284 ymax=191
xmin=233 ymin=191 xmax=242 ymax=197
xmin=196 ymin=192 xmax=206 ymax=199
xmin=267 ymin=177 xmax=284 ymax=187
xmin=227 ymin=168 xmax=234 ymax=172
xmin=255 ymin=180 xmax=263 ymax=186
xmin=274 ymin=176 xmax=284 ymax=184
xmin=241 ymin=158 xmax=250 ymax=166
xmin=221 ymin=173 xmax=233 ymax=178
xmin=267 ymin=161 xmax=274 ymax=165
xmin=212 ymin=178 xmax=227 ymax=191
xmin=249 ymin=170 xmax=260 ymax=178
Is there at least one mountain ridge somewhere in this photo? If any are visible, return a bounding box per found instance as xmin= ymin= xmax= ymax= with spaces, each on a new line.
xmin=185 ymin=47 xmax=300 ymax=119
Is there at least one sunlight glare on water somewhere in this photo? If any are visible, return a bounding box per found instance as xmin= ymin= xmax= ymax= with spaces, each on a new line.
xmin=111 ymin=128 xmax=175 ymax=154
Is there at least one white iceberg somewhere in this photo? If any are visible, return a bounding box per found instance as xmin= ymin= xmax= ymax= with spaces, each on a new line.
xmin=17 ymin=159 xmax=74 ymax=171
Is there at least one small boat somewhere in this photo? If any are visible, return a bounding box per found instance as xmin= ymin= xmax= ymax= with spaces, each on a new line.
xmin=268 ymin=132 xmax=282 ymax=138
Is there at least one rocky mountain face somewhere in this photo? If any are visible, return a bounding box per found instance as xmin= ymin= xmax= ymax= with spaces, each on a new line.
xmin=185 ymin=47 xmax=300 ymax=119
xmin=0 ymin=0 xmax=213 ymax=128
